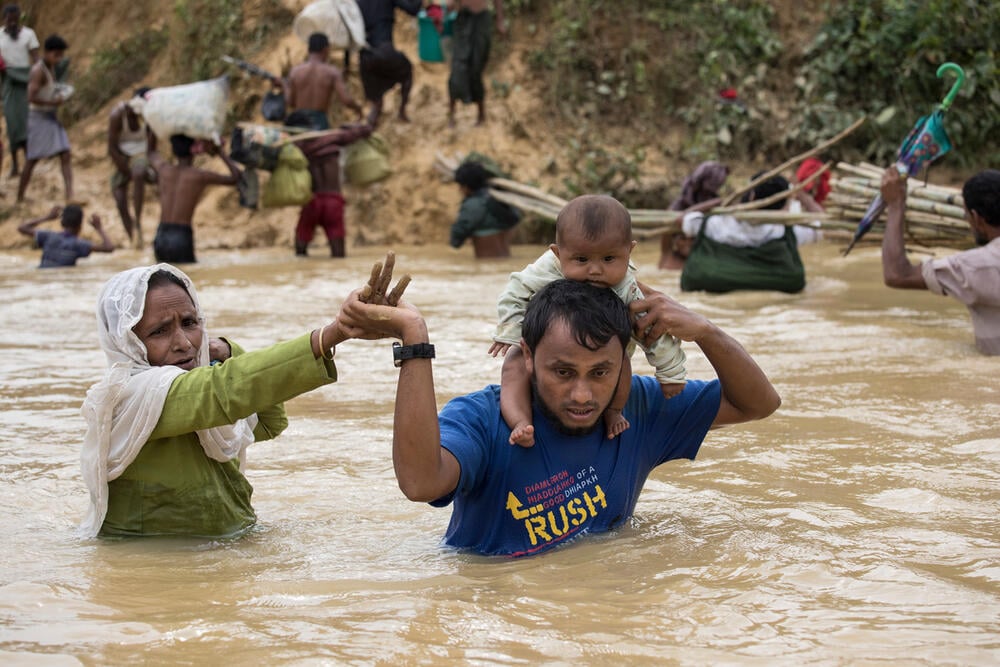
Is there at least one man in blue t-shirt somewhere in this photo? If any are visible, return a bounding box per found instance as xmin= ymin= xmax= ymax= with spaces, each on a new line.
xmin=337 ymin=278 xmax=781 ymax=557
xmin=17 ymin=204 xmax=113 ymax=268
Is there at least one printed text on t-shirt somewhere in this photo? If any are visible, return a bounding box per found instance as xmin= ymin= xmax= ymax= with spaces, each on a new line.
xmin=506 ymin=467 xmax=607 ymax=548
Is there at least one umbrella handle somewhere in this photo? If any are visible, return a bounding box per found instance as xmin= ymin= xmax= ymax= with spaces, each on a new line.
xmin=937 ymin=63 xmax=965 ymax=112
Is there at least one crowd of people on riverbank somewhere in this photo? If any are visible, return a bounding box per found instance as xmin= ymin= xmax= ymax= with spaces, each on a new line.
xmin=1 ymin=1 xmax=997 ymax=559
xmin=3 ymin=0 xmax=509 ymax=263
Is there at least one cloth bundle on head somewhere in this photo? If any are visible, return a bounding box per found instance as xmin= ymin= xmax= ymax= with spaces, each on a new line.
xmin=670 ymin=161 xmax=730 ymax=211
xmin=79 ymin=264 xmax=257 ymax=538
xmin=796 ymin=157 xmax=832 ymax=204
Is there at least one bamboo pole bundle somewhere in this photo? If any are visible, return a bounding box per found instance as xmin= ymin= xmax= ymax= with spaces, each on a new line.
xmin=832 ymin=180 xmax=966 ymax=218
xmin=433 ymin=149 xmax=971 ymax=247
xmin=824 ymin=161 xmax=972 ymax=245
xmin=826 ymin=201 xmax=967 ymax=231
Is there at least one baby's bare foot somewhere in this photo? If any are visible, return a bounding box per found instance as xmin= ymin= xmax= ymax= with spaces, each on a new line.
xmin=604 ymin=409 xmax=630 ymax=439
xmin=509 ymin=421 xmax=535 ymax=448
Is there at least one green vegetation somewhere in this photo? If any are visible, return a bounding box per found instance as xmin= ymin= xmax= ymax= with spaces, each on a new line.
xmin=173 ymin=0 xmax=293 ymax=81
xmin=511 ymin=0 xmax=783 ymax=196
xmin=510 ymin=0 xmax=997 ymax=193
xmin=560 ymin=138 xmax=645 ymax=200
xmin=794 ymin=0 xmax=1000 ymax=167
xmin=61 ymin=28 xmax=168 ymax=126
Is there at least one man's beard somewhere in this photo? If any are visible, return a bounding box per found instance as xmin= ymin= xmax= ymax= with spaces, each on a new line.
xmin=530 ymin=375 xmax=606 ymax=437
xmin=973 ymin=229 xmax=989 ymax=246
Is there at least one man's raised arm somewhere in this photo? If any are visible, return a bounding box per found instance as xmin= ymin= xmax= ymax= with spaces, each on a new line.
xmin=880 ymin=166 xmax=928 ymax=289
xmin=631 ymin=282 xmax=781 ymax=428
xmin=337 ymin=296 xmax=461 ymax=501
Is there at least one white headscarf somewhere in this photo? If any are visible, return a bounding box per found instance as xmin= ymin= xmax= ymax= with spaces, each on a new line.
xmin=79 ymin=263 xmax=257 ymax=538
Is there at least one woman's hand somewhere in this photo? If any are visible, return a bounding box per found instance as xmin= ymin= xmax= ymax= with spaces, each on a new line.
xmin=358 ymin=251 xmax=410 ymax=306
xmin=326 ymin=252 xmax=425 ymax=346
xmin=208 ymin=337 xmax=232 ymax=363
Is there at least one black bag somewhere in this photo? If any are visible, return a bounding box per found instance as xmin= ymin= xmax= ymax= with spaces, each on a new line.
xmin=229 ymin=127 xmax=281 ymax=172
xmin=238 ymin=168 xmax=259 ymax=210
xmin=261 ymin=90 xmax=286 ymax=122
xmin=229 ymin=127 xmax=253 ymax=165
xmin=680 ymin=216 xmax=805 ymax=293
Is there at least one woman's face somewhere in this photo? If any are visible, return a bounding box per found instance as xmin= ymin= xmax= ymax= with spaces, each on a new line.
xmin=132 ymin=283 xmax=202 ymax=370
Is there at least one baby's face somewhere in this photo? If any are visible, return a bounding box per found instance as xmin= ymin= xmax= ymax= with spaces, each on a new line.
xmin=553 ymin=233 xmax=635 ymax=289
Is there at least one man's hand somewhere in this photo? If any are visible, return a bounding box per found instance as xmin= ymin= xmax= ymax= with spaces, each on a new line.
xmin=338 ymin=294 xmax=427 ymax=343
xmin=47 ymin=205 xmax=62 ymax=220
xmin=881 ymin=166 xmax=907 ymax=208
xmin=630 ymin=281 xmax=711 ymax=347
xmin=88 ymin=214 xmax=102 ymax=230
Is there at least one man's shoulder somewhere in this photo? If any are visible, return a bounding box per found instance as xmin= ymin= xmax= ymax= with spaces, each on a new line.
xmin=442 ymin=385 xmax=502 ymax=416
xmin=932 ymin=238 xmax=1000 ymax=269
xmin=626 ymin=376 xmax=720 ymax=417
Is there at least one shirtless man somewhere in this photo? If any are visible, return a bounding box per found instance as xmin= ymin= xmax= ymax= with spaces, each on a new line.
xmin=284 ymin=33 xmax=362 ymax=131
xmin=147 ymin=133 xmax=241 ymax=263
xmin=448 ymin=0 xmax=506 ymax=127
xmin=287 ymin=115 xmax=372 ymax=257
xmin=108 ymin=87 xmax=152 ymax=247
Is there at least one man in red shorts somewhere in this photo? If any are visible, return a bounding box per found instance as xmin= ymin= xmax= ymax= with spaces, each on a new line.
xmin=286 ymin=115 xmax=372 ymax=257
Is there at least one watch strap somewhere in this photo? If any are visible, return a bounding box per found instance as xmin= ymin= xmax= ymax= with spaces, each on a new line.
xmin=393 ymin=342 xmax=436 ymax=367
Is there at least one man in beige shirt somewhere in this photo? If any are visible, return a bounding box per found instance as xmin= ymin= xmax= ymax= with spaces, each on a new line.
xmin=881 ymin=167 xmax=1000 ymax=355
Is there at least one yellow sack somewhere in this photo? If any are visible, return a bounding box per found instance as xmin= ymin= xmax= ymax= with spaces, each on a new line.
xmin=342 ymin=133 xmax=391 ymax=186
xmin=262 ymin=144 xmax=313 ymax=208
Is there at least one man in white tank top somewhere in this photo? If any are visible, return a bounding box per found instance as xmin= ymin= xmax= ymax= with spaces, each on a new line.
xmin=108 ymin=87 xmax=153 ymax=247
xmin=17 ymin=33 xmax=72 ymax=203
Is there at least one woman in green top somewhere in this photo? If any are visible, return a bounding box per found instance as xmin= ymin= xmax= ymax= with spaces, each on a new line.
xmin=80 ymin=263 xmax=349 ymax=538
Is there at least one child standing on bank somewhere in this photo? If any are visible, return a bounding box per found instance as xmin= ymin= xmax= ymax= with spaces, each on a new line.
xmin=490 ymin=194 xmax=687 ymax=446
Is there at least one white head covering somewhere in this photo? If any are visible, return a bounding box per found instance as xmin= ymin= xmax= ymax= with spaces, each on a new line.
xmin=79 ymin=263 xmax=257 ymax=538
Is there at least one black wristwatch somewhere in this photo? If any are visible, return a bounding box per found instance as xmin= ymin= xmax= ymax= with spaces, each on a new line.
xmin=393 ymin=342 xmax=436 ymax=367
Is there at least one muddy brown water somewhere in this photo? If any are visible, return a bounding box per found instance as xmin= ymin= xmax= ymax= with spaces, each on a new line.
xmin=0 ymin=241 xmax=997 ymax=665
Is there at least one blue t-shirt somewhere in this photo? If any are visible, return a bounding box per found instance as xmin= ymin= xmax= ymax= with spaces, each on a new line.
xmin=434 ymin=376 xmax=722 ymax=557
xmin=35 ymin=230 xmax=92 ymax=268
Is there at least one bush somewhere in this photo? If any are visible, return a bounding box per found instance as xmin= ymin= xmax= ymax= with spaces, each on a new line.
xmin=61 ymin=29 xmax=168 ymax=127
xmin=791 ymin=0 xmax=999 ymax=167
xmin=173 ymin=0 xmax=293 ymax=81
xmin=513 ymin=0 xmax=783 ymax=165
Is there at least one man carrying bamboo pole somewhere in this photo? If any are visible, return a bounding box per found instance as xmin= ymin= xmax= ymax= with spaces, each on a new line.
xmin=449 ymin=161 xmax=521 ymax=258
xmin=880 ymin=167 xmax=1000 ymax=355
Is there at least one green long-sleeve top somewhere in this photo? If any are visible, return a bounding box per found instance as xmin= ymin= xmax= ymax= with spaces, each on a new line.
xmin=449 ymin=188 xmax=521 ymax=248
xmin=101 ymin=333 xmax=337 ymax=538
